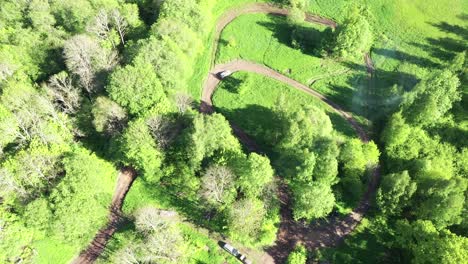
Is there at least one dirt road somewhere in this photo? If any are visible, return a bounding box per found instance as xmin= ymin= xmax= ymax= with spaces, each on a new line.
xmin=71 ymin=167 xmax=137 ymax=264
xmin=201 ymin=3 xmax=380 ymax=263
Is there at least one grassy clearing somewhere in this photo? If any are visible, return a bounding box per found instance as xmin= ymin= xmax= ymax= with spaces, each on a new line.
xmin=212 ymin=71 xmax=357 ymax=146
xmin=216 ymin=14 xmax=342 ymax=85
xmin=214 ymin=12 xmax=373 ymax=122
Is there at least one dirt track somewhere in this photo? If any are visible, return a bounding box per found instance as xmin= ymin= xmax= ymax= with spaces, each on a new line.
xmin=71 ymin=167 xmax=137 ymax=264
xmin=201 ymin=3 xmax=380 ymax=264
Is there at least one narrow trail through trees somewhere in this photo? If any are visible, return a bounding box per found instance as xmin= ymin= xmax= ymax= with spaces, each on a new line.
xmin=201 ymin=3 xmax=381 ymax=263
xmin=71 ymin=167 xmax=137 ymax=264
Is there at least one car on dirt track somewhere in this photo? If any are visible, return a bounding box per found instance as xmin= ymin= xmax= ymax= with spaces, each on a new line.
xmin=217 ymin=70 xmax=232 ymax=79
xmin=220 ymin=241 xmax=252 ymax=264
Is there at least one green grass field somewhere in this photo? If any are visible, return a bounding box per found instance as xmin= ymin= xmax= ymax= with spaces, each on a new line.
xmin=212 ymin=71 xmax=356 ymax=145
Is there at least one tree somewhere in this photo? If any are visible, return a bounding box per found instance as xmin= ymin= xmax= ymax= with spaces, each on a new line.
xmin=287 ymin=7 xmax=305 ymax=25
xmin=158 ymin=0 xmax=206 ymax=33
xmin=0 ymin=63 xmax=14 ymax=82
xmin=289 ymin=0 xmax=308 ymax=10
xmin=312 ymin=138 xmax=339 ymax=183
xmin=133 ymin=36 xmax=190 ymax=90
xmin=186 ymin=113 xmax=241 ymax=168
xmin=401 ymin=70 xmax=461 ymax=126
xmin=152 ymin=18 xmax=202 ymax=57
xmin=287 ymin=245 xmax=307 ymax=264
xmin=395 ymin=220 xmax=468 ymax=264
xmin=49 ymin=0 xmax=94 ymax=32
xmin=376 ymin=171 xmax=416 ymax=215
xmin=1 ymin=79 xmax=71 ymax=146
xmin=118 ymin=119 xmax=163 ymax=181
xmin=415 ymin=175 xmax=466 ymax=228
xmin=291 ymin=182 xmax=335 ymax=220
xmin=146 ymin=115 xmax=180 ymax=149
xmin=339 ymin=139 xmax=380 ymax=178
xmin=333 ymin=11 xmax=373 ymax=59
xmin=237 ymin=153 xmax=275 ymax=198
xmin=117 ymin=207 xmax=185 ymax=264
xmin=173 ymin=92 xmax=193 ymax=113
xmin=45 ymin=71 xmax=81 ymax=114
xmin=63 ymin=34 xmax=117 ymax=95
xmin=92 ymin=96 xmax=127 ymax=136
xmin=199 ymin=165 xmax=236 ymax=207
xmin=0 ymin=104 xmax=19 ymax=154
xmin=110 ymin=9 xmax=127 ymax=45
xmin=86 ymin=9 xmax=113 ymax=44
xmin=26 ymin=0 xmax=56 ymax=31
xmin=106 ymin=62 xmax=165 ymax=115
xmin=227 ymin=198 xmax=266 ymax=239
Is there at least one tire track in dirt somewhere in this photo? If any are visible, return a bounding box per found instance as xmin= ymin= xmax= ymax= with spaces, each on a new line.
xmin=71 ymin=167 xmax=137 ymax=264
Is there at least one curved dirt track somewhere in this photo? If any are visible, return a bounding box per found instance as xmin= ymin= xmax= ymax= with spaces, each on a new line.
xmin=210 ymin=3 xmax=337 ymax=67
xmin=71 ymin=167 xmax=137 ymax=264
xmin=201 ymin=3 xmax=381 ymax=264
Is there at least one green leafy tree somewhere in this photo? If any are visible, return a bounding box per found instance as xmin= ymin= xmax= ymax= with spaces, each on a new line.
xmin=395 ymin=220 xmax=468 ymax=264
xmin=107 ymin=62 xmax=165 ymax=115
xmin=152 ymin=18 xmax=202 ymax=57
xmin=237 ymin=153 xmax=275 ymax=198
xmin=415 ymin=175 xmax=466 ymax=228
xmin=185 ymin=113 xmax=241 ymax=168
xmin=134 ymin=36 xmax=190 ymax=90
xmin=287 ymin=7 xmax=305 ymax=25
xmin=48 ymin=147 xmax=116 ymax=246
xmin=287 ymin=245 xmax=307 ymax=264
xmin=401 ymin=70 xmax=461 ymax=126
xmin=376 ymin=171 xmax=417 ymax=215
xmin=119 ymin=119 xmax=163 ymax=181
xmin=333 ymin=11 xmax=373 ymax=59
xmin=291 ymin=182 xmax=335 ymax=220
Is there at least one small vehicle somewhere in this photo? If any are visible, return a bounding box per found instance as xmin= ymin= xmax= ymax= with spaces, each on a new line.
xmin=217 ymin=70 xmax=232 ymax=79
xmin=220 ymin=242 xmax=252 ymax=264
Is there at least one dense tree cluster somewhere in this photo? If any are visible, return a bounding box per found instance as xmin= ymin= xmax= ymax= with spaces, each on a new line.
xmin=272 ymin=103 xmax=379 ymax=221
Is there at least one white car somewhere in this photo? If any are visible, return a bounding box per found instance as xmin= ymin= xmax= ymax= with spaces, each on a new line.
xmin=221 ymin=242 xmax=252 ymax=264
xmin=217 ymin=70 xmax=232 ymax=79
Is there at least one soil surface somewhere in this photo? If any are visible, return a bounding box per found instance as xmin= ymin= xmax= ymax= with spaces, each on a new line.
xmin=201 ymin=3 xmax=381 ymax=264
xmin=71 ymin=167 xmax=137 ymax=264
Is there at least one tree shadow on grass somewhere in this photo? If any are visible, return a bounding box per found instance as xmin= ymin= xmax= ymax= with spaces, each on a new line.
xmin=373 ymin=48 xmax=441 ymax=68
xmin=429 ymin=21 xmax=468 ymax=40
xmin=219 ymin=75 xmax=244 ymax=93
xmin=216 ymin=104 xmax=283 ymax=153
xmin=410 ymin=37 xmax=467 ymax=62
xmin=256 ymin=16 xmax=327 ymax=57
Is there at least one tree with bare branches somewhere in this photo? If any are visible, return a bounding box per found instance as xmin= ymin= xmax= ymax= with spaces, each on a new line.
xmin=114 ymin=207 xmax=184 ymax=264
xmin=200 ymin=165 xmax=236 ymax=207
xmin=46 ymin=72 xmax=81 ymax=114
xmin=111 ymin=9 xmax=127 ymax=45
xmin=63 ymin=35 xmax=118 ymax=95
xmin=174 ymin=92 xmax=193 ymax=113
